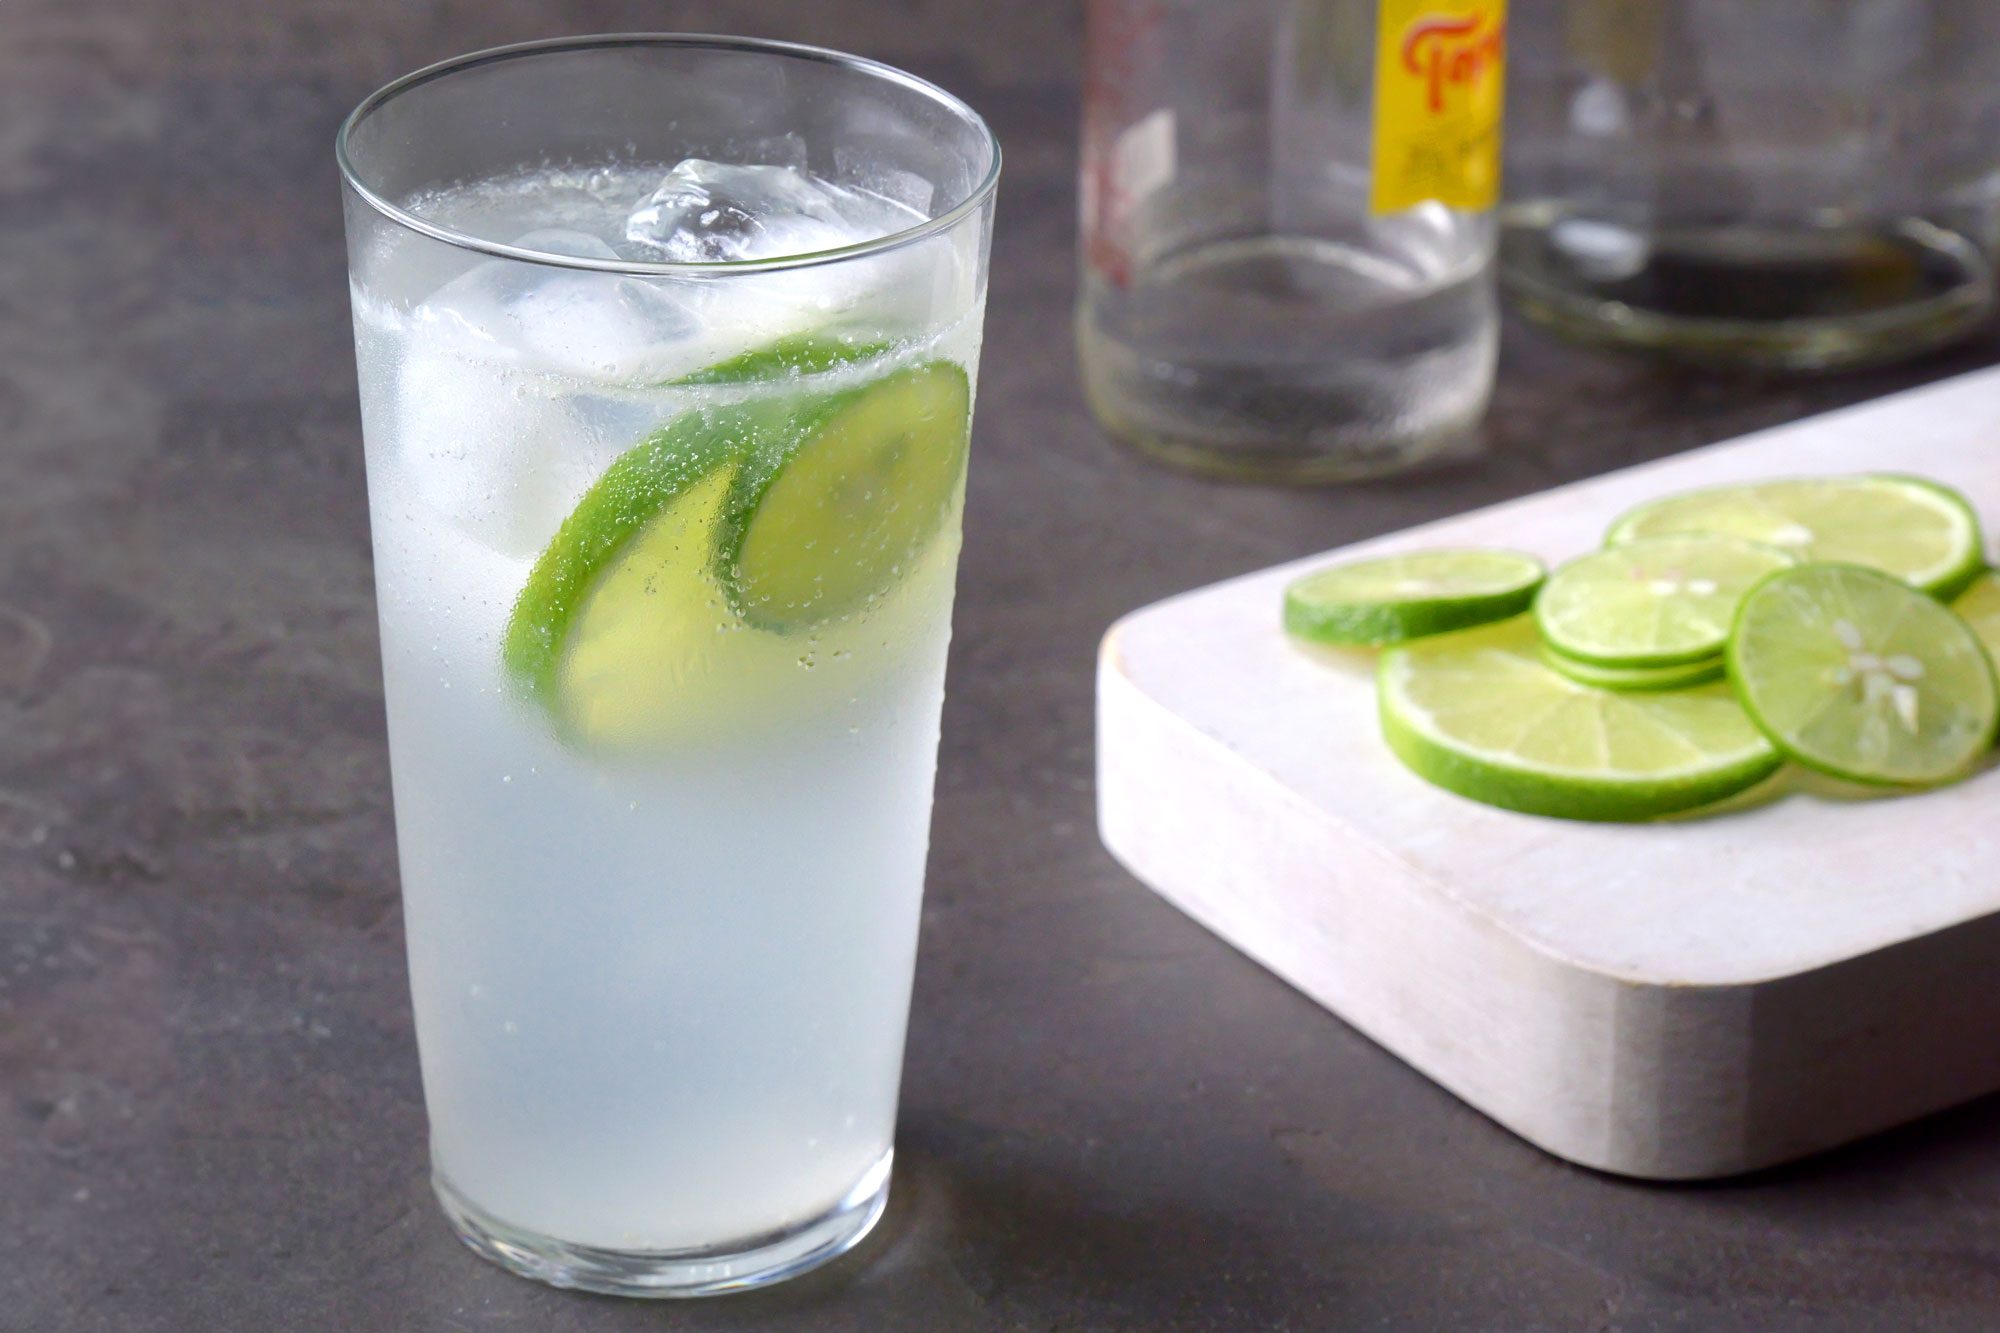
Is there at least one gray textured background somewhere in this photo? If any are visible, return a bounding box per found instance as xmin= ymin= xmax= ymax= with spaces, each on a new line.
xmin=6 ymin=2 xmax=2000 ymax=1329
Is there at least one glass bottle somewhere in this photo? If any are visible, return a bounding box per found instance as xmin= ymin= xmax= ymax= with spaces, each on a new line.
xmin=1078 ymin=0 xmax=1506 ymax=482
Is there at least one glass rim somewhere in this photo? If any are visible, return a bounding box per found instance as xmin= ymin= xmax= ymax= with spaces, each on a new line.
xmin=335 ymin=32 xmax=1002 ymax=277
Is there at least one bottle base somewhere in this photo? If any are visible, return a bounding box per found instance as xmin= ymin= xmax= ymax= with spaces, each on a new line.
xmin=432 ymin=1149 xmax=892 ymax=1298
xmin=1079 ymin=353 xmax=1487 ymax=484
xmin=1500 ymin=208 xmax=1996 ymax=372
xmin=1075 ymin=238 xmax=1498 ymax=485
xmin=1083 ymin=399 xmax=1485 ymax=485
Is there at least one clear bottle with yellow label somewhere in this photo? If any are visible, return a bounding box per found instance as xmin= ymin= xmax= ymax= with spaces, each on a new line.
xmin=1079 ymin=0 xmax=1505 ymax=482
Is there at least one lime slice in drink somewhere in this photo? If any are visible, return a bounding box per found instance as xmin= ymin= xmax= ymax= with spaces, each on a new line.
xmin=1954 ymin=570 xmax=2000 ymax=666
xmin=1534 ymin=534 xmax=1796 ymax=668
xmin=1729 ymin=564 xmax=1999 ymax=786
xmin=501 ymin=403 xmax=761 ymax=713
xmin=1540 ymin=647 xmax=1725 ymax=693
xmin=1282 ymin=549 xmax=1545 ymax=646
xmin=672 ymin=331 xmax=891 ymax=386
xmin=1605 ymin=474 xmax=1985 ymax=598
xmin=719 ymin=361 xmax=970 ymax=630
xmin=1379 ymin=617 xmax=1780 ymax=820
xmin=503 ymin=361 xmax=968 ymax=745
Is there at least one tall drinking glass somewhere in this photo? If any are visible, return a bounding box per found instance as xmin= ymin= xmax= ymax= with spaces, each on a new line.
xmin=336 ymin=36 xmax=998 ymax=1296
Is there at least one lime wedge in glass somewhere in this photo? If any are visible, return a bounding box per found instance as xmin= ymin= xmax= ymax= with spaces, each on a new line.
xmin=718 ymin=361 xmax=970 ymax=631
xmin=1540 ymin=647 xmax=1725 ymax=693
xmin=1729 ymin=564 xmax=1999 ymax=786
xmin=1282 ymin=548 xmax=1545 ymax=646
xmin=1953 ymin=570 xmax=2000 ymax=666
xmin=1534 ymin=534 xmax=1796 ymax=668
xmin=501 ymin=402 xmax=762 ymax=712
xmin=671 ymin=331 xmax=891 ymax=386
xmin=1378 ymin=617 xmax=1780 ymax=821
xmin=1606 ymin=475 xmax=1985 ymax=598
xmin=502 ymin=360 xmax=969 ymax=743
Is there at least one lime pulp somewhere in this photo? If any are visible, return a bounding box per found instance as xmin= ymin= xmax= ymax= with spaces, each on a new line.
xmin=1606 ymin=474 xmax=1985 ymax=599
xmin=1535 ymin=534 xmax=1796 ymax=668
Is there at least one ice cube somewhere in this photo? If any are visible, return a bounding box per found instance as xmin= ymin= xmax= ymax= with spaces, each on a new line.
xmin=389 ymin=242 xmax=706 ymax=556
xmin=620 ymin=159 xmax=967 ymax=346
xmin=413 ymin=240 xmax=708 ymax=384
xmin=623 ymin=159 xmax=893 ymax=263
xmin=391 ymin=340 xmax=598 ymax=559
xmin=510 ymin=227 xmax=621 ymax=261
xmin=506 ymin=271 xmax=704 ymax=382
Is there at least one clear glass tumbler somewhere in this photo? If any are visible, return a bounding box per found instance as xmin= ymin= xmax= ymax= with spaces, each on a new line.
xmin=1077 ymin=0 xmax=1504 ymax=482
xmin=1503 ymin=0 xmax=2000 ymax=369
xmin=337 ymin=36 xmax=998 ymax=1297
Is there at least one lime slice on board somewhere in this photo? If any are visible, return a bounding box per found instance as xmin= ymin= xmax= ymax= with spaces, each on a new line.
xmin=1282 ymin=549 xmax=1545 ymax=646
xmin=718 ymin=361 xmax=970 ymax=631
xmin=1540 ymin=648 xmax=1725 ymax=693
xmin=1953 ymin=570 xmax=2000 ymax=666
xmin=1605 ymin=474 xmax=1985 ymax=598
xmin=671 ymin=331 xmax=891 ymax=386
xmin=1534 ymin=534 xmax=1796 ymax=668
xmin=1729 ymin=563 xmax=1998 ymax=786
xmin=1379 ymin=617 xmax=1781 ymax=821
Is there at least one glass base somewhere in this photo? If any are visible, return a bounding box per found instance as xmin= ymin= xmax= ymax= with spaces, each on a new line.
xmin=433 ymin=1149 xmax=892 ymax=1298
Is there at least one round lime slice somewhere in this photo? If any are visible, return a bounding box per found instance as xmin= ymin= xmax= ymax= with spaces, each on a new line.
xmin=1605 ymin=474 xmax=1985 ymax=598
xmin=1953 ymin=570 xmax=2000 ymax=667
xmin=1729 ymin=564 xmax=1999 ymax=786
xmin=1534 ymin=534 xmax=1796 ymax=668
xmin=1540 ymin=647 xmax=1725 ymax=693
xmin=1282 ymin=549 xmax=1545 ymax=646
xmin=1379 ymin=617 xmax=1780 ymax=821
xmin=719 ymin=361 xmax=970 ymax=631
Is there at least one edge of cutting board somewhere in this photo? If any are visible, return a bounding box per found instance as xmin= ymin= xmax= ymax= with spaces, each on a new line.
xmin=1095 ymin=367 xmax=2000 ymax=1180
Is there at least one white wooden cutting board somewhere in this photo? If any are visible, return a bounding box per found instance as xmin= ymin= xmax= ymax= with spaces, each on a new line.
xmin=1097 ymin=366 xmax=2000 ymax=1180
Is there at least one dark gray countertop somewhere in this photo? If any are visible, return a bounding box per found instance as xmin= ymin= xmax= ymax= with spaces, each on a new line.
xmin=8 ymin=2 xmax=2000 ymax=1329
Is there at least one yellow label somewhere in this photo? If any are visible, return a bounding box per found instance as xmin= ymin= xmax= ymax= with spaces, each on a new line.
xmin=1370 ymin=0 xmax=1507 ymax=214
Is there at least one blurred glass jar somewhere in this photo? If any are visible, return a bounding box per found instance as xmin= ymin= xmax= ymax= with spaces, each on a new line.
xmin=1502 ymin=0 xmax=2000 ymax=370
xmin=1077 ymin=0 xmax=1505 ymax=482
